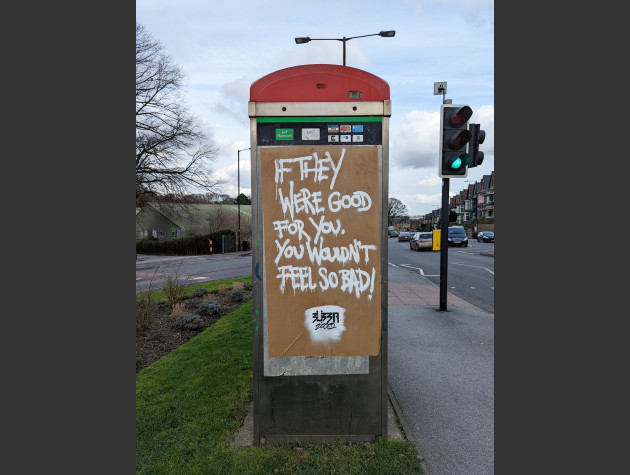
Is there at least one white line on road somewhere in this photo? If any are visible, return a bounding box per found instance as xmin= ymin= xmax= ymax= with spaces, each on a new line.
xmin=452 ymin=262 xmax=494 ymax=275
xmin=400 ymin=263 xmax=425 ymax=275
xmin=397 ymin=264 xmax=441 ymax=278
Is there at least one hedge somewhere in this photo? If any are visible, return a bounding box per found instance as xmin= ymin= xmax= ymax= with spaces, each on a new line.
xmin=136 ymin=229 xmax=235 ymax=255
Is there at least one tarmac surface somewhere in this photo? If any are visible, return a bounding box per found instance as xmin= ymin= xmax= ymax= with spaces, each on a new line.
xmin=235 ymin=248 xmax=494 ymax=474
xmin=386 ymin=262 xmax=494 ymax=474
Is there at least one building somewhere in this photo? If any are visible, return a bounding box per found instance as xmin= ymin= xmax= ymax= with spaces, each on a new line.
xmin=135 ymin=202 xmax=252 ymax=240
xmin=423 ymin=171 xmax=494 ymax=232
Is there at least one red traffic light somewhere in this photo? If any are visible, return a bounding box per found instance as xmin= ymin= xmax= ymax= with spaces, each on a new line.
xmin=448 ymin=106 xmax=473 ymax=127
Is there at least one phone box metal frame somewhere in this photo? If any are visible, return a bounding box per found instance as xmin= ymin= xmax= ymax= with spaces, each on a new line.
xmin=248 ymin=64 xmax=390 ymax=445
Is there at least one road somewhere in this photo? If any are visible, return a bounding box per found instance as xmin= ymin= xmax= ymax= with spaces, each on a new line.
xmin=135 ymin=252 xmax=252 ymax=294
xmin=387 ymin=236 xmax=494 ymax=313
xmin=137 ymin=238 xmax=494 ymax=312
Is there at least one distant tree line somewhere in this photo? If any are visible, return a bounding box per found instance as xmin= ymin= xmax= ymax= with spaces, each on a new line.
xmin=139 ymin=191 xmax=251 ymax=205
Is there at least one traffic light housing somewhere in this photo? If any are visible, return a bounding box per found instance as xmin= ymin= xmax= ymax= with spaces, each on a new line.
xmin=439 ymin=104 xmax=473 ymax=178
xmin=468 ymin=123 xmax=486 ymax=168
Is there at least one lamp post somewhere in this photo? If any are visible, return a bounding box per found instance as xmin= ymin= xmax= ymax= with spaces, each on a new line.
xmin=237 ymin=147 xmax=250 ymax=252
xmin=431 ymin=204 xmax=439 ymax=229
xmin=295 ymin=30 xmax=395 ymax=66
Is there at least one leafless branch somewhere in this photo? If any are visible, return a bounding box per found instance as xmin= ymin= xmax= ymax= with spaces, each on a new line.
xmin=136 ymin=22 xmax=224 ymax=204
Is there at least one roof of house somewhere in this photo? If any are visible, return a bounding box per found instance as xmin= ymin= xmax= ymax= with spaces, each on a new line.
xmin=482 ymin=174 xmax=491 ymax=191
xmin=143 ymin=202 xmax=251 ymax=231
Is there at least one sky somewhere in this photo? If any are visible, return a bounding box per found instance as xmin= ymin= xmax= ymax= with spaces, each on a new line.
xmin=136 ymin=0 xmax=494 ymax=217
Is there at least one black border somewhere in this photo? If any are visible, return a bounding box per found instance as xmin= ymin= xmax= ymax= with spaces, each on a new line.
xmin=5 ymin=7 xmax=133 ymax=471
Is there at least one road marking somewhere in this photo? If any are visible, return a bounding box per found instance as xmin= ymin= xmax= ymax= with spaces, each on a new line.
xmin=452 ymin=262 xmax=494 ymax=275
xmin=397 ymin=263 xmax=441 ymax=278
xmin=400 ymin=263 xmax=425 ymax=275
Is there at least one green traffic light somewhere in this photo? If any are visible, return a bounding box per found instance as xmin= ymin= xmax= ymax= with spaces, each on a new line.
xmin=449 ymin=153 xmax=471 ymax=170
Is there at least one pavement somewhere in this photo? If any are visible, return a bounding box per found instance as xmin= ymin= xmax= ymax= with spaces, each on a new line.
xmin=235 ymin=247 xmax=494 ymax=474
xmin=386 ymin=262 xmax=494 ymax=475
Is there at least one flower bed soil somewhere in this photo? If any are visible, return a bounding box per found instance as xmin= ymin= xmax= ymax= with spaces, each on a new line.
xmin=136 ymin=288 xmax=252 ymax=373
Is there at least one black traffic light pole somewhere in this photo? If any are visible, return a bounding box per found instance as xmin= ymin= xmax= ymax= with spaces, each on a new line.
xmin=439 ymin=95 xmax=450 ymax=311
xmin=439 ymin=177 xmax=449 ymax=311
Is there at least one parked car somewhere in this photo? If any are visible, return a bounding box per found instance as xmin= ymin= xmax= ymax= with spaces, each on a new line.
xmin=388 ymin=230 xmax=399 ymax=238
xmin=477 ymin=231 xmax=494 ymax=243
xmin=447 ymin=226 xmax=468 ymax=247
xmin=398 ymin=231 xmax=412 ymax=242
xmin=410 ymin=232 xmax=433 ymax=251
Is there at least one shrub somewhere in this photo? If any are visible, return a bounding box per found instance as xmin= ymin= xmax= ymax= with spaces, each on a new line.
xmin=228 ymin=289 xmax=243 ymax=302
xmin=232 ymin=281 xmax=244 ymax=291
xmin=190 ymin=288 xmax=209 ymax=299
xmin=243 ymin=281 xmax=252 ymax=291
xmin=136 ymin=267 xmax=159 ymax=331
xmin=135 ymin=230 xmax=236 ymax=256
xmin=218 ymin=284 xmax=227 ymax=295
xmin=136 ymin=294 xmax=156 ymax=331
xmin=162 ymin=270 xmax=188 ymax=307
xmin=172 ymin=314 xmax=204 ymax=330
xmin=198 ymin=301 xmax=222 ymax=316
xmin=171 ymin=302 xmax=186 ymax=320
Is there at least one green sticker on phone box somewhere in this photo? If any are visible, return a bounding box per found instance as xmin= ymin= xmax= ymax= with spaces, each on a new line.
xmin=275 ymin=128 xmax=294 ymax=140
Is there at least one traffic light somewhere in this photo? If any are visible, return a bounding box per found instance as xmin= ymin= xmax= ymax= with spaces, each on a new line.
xmin=468 ymin=123 xmax=486 ymax=168
xmin=439 ymin=104 xmax=473 ymax=178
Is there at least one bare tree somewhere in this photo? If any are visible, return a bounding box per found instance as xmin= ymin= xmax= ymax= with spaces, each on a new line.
xmin=136 ymin=22 xmax=223 ymax=204
xmin=388 ymin=197 xmax=409 ymax=226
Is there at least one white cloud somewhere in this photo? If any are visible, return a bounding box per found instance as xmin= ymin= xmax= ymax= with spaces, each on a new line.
xmin=390 ymin=110 xmax=440 ymax=169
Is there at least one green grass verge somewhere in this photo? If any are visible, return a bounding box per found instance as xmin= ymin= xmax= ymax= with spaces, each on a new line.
xmin=136 ymin=277 xmax=423 ymax=474
xmin=138 ymin=275 xmax=253 ymax=304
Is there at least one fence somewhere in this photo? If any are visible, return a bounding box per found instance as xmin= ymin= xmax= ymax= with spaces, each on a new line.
xmin=221 ymin=234 xmax=236 ymax=253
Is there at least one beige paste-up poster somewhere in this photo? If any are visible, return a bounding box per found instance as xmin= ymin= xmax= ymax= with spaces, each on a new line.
xmin=261 ymin=145 xmax=381 ymax=357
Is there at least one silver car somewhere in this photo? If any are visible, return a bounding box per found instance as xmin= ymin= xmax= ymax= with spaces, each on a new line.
xmin=410 ymin=232 xmax=433 ymax=251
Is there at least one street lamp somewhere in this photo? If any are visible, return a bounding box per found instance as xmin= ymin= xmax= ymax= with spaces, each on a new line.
xmin=237 ymin=147 xmax=250 ymax=252
xmin=294 ymin=30 xmax=395 ymax=66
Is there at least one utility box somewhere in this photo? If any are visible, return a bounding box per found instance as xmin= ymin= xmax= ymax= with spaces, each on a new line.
xmin=432 ymin=230 xmax=441 ymax=251
xmin=249 ymin=64 xmax=390 ymax=445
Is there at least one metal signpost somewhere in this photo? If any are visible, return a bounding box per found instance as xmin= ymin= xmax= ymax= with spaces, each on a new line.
xmin=249 ymin=64 xmax=390 ymax=445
